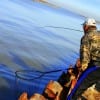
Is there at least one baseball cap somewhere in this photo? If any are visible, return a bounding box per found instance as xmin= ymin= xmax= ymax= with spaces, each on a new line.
xmin=83 ymin=18 xmax=96 ymax=26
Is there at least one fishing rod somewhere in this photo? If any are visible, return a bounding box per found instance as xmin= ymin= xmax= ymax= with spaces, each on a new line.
xmin=42 ymin=26 xmax=83 ymax=32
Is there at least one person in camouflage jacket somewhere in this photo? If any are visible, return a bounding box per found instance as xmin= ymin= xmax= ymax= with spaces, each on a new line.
xmin=69 ymin=18 xmax=100 ymax=100
xmin=80 ymin=18 xmax=100 ymax=71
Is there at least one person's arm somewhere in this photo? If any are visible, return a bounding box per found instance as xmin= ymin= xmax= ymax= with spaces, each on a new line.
xmin=64 ymin=79 xmax=71 ymax=87
xmin=80 ymin=35 xmax=91 ymax=71
xmin=67 ymin=76 xmax=77 ymax=95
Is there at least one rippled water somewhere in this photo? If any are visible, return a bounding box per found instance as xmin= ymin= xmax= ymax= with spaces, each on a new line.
xmin=0 ymin=0 xmax=83 ymax=99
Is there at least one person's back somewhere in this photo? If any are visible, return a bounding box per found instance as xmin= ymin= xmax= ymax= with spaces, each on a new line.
xmin=81 ymin=29 xmax=100 ymax=67
xmin=88 ymin=30 xmax=100 ymax=66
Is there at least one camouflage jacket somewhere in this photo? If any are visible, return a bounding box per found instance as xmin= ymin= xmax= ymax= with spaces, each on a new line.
xmin=80 ymin=29 xmax=100 ymax=71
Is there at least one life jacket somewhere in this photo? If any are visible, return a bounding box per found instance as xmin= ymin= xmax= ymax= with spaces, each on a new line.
xmin=44 ymin=80 xmax=63 ymax=100
xmin=30 ymin=93 xmax=46 ymax=100
xmin=18 ymin=92 xmax=28 ymax=100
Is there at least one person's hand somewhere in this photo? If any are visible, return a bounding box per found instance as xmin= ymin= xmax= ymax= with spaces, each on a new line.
xmin=64 ymin=80 xmax=71 ymax=87
xmin=81 ymin=63 xmax=88 ymax=71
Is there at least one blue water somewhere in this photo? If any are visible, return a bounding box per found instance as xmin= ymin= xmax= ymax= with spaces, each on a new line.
xmin=0 ymin=0 xmax=83 ymax=99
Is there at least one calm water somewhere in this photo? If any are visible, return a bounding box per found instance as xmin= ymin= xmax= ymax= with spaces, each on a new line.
xmin=0 ymin=0 xmax=83 ymax=99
